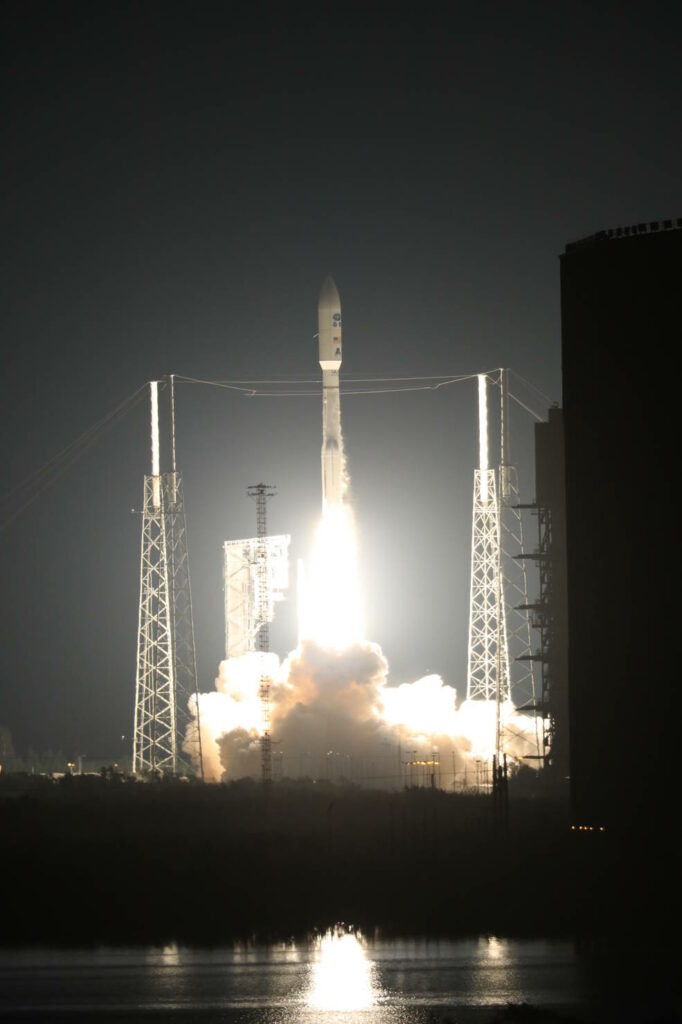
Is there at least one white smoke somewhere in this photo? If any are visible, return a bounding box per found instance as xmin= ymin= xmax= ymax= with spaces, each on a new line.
xmin=186 ymin=641 xmax=540 ymax=785
xmin=185 ymin=652 xmax=277 ymax=780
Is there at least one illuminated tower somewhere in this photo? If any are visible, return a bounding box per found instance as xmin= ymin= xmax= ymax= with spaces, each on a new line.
xmin=466 ymin=374 xmax=510 ymax=757
xmin=247 ymin=483 xmax=277 ymax=785
xmin=133 ymin=378 xmax=203 ymax=777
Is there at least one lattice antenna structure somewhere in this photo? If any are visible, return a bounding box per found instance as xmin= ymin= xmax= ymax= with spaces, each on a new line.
xmin=248 ymin=483 xmax=277 ymax=784
xmin=133 ymin=378 xmax=203 ymax=778
xmin=466 ymin=375 xmax=511 ymax=759
xmin=498 ymin=369 xmax=541 ymax=755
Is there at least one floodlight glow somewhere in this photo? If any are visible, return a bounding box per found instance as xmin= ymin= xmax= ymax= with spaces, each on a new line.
xmin=478 ymin=374 xmax=489 ymax=503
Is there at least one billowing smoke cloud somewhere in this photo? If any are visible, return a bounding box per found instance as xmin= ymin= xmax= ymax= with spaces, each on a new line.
xmin=185 ymin=424 xmax=540 ymax=785
xmin=186 ymin=640 xmax=540 ymax=786
xmin=186 ymin=652 xmax=276 ymax=781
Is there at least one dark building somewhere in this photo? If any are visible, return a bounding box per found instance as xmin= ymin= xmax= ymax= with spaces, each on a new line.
xmin=560 ymin=219 xmax=681 ymax=827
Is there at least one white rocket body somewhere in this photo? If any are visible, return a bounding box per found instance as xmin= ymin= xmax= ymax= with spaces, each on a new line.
xmin=318 ymin=276 xmax=343 ymax=510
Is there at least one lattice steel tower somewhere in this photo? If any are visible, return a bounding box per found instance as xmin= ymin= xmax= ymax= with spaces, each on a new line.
xmin=248 ymin=483 xmax=277 ymax=785
xmin=498 ymin=369 xmax=540 ymax=734
xmin=466 ymin=374 xmax=510 ymax=758
xmin=133 ymin=378 xmax=203 ymax=778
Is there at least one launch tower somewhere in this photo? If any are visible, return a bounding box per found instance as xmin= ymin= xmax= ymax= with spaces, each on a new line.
xmin=133 ymin=379 xmax=203 ymax=778
xmin=466 ymin=374 xmax=511 ymax=759
xmin=248 ymin=483 xmax=277 ymax=784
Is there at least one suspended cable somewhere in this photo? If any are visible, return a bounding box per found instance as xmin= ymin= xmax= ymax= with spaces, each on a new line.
xmin=509 ymin=369 xmax=554 ymax=407
xmin=0 ymin=385 xmax=148 ymax=532
xmin=178 ymin=373 xmax=477 ymax=385
xmin=508 ymin=391 xmax=545 ymax=422
xmin=174 ymin=375 xmax=257 ymax=395
xmin=175 ymin=371 xmax=485 ymax=398
xmin=248 ymin=380 xmax=477 ymax=397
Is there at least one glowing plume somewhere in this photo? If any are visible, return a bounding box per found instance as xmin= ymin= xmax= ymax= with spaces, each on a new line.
xmin=299 ymin=504 xmax=364 ymax=649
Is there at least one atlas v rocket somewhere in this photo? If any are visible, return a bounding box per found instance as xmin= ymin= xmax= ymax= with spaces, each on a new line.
xmin=318 ymin=276 xmax=344 ymax=510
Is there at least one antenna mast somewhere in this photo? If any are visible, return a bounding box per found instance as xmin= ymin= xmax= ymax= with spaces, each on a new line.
xmin=248 ymin=483 xmax=277 ymax=785
xmin=466 ymin=374 xmax=510 ymax=766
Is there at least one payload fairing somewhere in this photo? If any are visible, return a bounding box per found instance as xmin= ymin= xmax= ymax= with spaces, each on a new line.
xmin=318 ymin=276 xmax=344 ymax=510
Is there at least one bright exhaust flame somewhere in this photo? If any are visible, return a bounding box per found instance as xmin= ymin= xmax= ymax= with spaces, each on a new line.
xmin=308 ymin=930 xmax=376 ymax=1011
xmin=299 ymin=504 xmax=363 ymax=649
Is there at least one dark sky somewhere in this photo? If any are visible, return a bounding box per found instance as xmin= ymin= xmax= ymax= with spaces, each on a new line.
xmin=1 ymin=2 xmax=680 ymax=758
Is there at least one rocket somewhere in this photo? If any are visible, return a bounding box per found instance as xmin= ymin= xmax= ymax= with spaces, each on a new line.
xmin=318 ymin=276 xmax=343 ymax=510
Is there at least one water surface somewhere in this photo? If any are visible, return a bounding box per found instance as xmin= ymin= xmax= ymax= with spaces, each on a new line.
xmin=0 ymin=934 xmax=660 ymax=1022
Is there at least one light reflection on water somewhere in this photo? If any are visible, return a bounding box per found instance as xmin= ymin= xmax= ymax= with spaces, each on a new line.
xmin=0 ymin=933 xmax=597 ymax=1022
xmin=308 ymin=929 xmax=378 ymax=1011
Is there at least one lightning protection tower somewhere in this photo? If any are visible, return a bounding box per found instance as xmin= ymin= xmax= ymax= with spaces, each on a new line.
xmin=248 ymin=483 xmax=277 ymax=785
xmin=466 ymin=374 xmax=511 ymax=760
xmin=133 ymin=378 xmax=203 ymax=778
xmin=498 ymin=369 xmax=541 ymax=754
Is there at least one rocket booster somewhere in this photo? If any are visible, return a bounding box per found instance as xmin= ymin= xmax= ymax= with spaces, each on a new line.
xmin=318 ymin=276 xmax=343 ymax=510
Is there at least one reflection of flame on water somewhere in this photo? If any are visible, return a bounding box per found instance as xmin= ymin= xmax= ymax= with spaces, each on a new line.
xmin=308 ymin=929 xmax=376 ymax=1011
xmin=485 ymin=935 xmax=503 ymax=960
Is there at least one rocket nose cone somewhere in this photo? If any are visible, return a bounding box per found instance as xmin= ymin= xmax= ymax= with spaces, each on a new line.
xmin=319 ymin=275 xmax=340 ymax=310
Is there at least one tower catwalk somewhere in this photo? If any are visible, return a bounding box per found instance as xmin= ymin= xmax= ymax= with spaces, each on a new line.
xmin=133 ymin=379 xmax=203 ymax=778
xmin=466 ymin=374 xmax=510 ymax=758
xmin=248 ymin=483 xmax=277 ymax=785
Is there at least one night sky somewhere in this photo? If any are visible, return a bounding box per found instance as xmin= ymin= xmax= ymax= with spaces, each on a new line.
xmin=2 ymin=2 xmax=679 ymax=759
